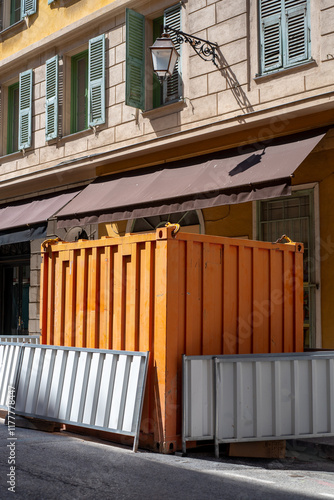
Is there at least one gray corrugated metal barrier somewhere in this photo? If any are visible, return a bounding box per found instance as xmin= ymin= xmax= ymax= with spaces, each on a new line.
xmin=0 ymin=335 xmax=41 ymax=344
xmin=0 ymin=342 xmax=149 ymax=452
xmin=183 ymin=352 xmax=334 ymax=456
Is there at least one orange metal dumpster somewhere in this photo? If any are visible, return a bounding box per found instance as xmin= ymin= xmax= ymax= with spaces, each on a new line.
xmin=40 ymin=227 xmax=304 ymax=452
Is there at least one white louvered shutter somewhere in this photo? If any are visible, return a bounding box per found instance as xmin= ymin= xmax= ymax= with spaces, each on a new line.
xmin=45 ymin=56 xmax=58 ymax=141
xmin=21 ymin=0 xmax=36 ymax=17
xmin=88 ymin=34 xmax=105 ymax=127
xmin=285 ymin=0 xmax=308 ymax=66
xmin=19 ymin=69 xmax=32 ymax=150
xmin=163 ymin=4 xmax=182 ymax=103
xmin=260 ymin=0 xmax=283 ymax=73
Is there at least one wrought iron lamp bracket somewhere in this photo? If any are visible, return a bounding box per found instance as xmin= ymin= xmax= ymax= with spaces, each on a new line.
xmin=164 ymin=25 xmax=218 ymax=67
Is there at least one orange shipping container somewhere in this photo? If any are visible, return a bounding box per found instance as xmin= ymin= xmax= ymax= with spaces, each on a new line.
xmin=40 ymin=227 xmax=304 ymax=452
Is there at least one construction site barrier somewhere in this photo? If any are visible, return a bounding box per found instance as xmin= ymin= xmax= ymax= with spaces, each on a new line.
xmin=0 ymin=342 xmax=149 ymax=452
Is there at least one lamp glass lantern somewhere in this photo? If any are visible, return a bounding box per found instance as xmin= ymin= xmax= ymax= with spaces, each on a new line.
xmin=149 ymin=33 xmax=179 ymax=82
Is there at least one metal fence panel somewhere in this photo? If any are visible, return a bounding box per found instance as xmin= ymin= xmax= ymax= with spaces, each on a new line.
xmin=182 ymin=352 xmax=334 ymax=456
xmin=182 ymin=355 xmax=215 ymax=453
xmin=0 ymin=343 xmax=22 ymax=407
xmin=0 ymin=343 xmax=149 ymax=452
xmin=0 ymin=335 xmax=41 ymax=344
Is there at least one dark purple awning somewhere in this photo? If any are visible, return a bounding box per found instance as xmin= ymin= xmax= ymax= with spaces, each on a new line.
xmin=0 ymin=190 xmax=80 ymax=232
xmin=56 ymin=131 xmax=325 ymax=228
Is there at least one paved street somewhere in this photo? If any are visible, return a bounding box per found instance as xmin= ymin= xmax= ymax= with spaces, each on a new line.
xmin=1 ymin=418 xmax=334 ymax=500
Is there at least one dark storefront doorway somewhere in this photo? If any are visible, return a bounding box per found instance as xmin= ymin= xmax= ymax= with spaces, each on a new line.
xmin=0 ymin=242 xmax=30 ymax=336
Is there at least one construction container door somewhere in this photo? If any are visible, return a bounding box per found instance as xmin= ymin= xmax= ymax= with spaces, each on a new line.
xmin=258 ymin=189 xmax=318 ymax=349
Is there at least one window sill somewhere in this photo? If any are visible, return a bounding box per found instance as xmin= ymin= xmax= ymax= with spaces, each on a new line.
xmin=254 ymin=59 xmax=317 ymax=83
xmin=0 ymin=150 xmax=24 ymax=161
xmin=59 ymin=128 xmax=92 ymax=142
xmin=142 ymin=99 xmax=187 ymax=119
xmin=0 ymin=19 xmax=26 ymax=40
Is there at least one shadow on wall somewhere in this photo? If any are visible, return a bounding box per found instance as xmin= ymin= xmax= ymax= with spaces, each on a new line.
xmin=216 ymin=48 xmax=254 ymax=115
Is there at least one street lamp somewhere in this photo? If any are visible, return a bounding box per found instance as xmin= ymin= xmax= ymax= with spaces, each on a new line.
xmin=150 ymin=26 xmax=218 ymax=83
xmin=149 ymin=33 xmax=179 ymax=83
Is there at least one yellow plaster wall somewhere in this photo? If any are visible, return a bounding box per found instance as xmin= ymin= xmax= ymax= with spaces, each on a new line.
xmin=319 ymin=174 xmax=334 ymax=348
xmin=0 ymin=0 xmax=117 ymax=60
xmin=204 ymin=203 xmax=253 ymax=239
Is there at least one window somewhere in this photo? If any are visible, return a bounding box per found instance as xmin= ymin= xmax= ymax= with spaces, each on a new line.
xmin=7 ymin=82 xmax=19 ymax=154
xmin=0 ymin=0 xmax=36 ymax=31
xmin=152 ymin=5 xmax=182 ymax=108
xmin=10 ymin=0 xmax=20 ymax=25
xmin=71 ymin=50 xmax=88 ymax=133
xmin=258 ymin=190 xmax=316 ymax=348
xmin=6 ymin=69 xmax=33 ymax=154
xmin=259 ymin=0 xmax=310 ymax=74
xmin=125 ymin=4 xmax=182 ymax=111
xmin=67 ymin=34 xmax=105 ymax=135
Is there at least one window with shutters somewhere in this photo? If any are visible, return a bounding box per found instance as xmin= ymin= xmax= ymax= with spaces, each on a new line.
xmin=4 ymin=69 xmax=33 ymax=155
xmin=7 ymin=82 xmax=19 ymax=154
xmin=0 ymin=0 xmax=36 ymax=32
xmin=66 ymin=34 xmax=105 ymax=135
xmin=259 ymin=0 xmax=311 ymax=75
xmin=71 ymin=50 xmax=88 ymax=133
xmin=125 ymin=4 xmax=182 ymax=111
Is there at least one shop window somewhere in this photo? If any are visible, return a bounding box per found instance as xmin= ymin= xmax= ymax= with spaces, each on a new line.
xmin=258 ymin=0 xmax=311 ymax=75
xmin=258 ymin=190 xmax=316 ymax=348
xmin=0 ymin=243 xmax=30 ymax=336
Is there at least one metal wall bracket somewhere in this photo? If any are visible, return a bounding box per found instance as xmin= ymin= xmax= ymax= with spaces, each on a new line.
xmin=164 ymin=25 xmax=219 ymax=67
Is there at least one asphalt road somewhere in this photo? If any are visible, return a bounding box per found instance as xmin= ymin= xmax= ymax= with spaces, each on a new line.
xmin=1 ymin=418 xmax=334 ymax=500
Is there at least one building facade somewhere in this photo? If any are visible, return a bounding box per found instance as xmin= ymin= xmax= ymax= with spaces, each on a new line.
xmin=0 ymin=0 xmax=333 ymax=353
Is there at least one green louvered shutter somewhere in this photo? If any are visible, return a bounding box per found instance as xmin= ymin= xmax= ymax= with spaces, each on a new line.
xmin=19 ymin=69 xmax=32 ymax=150
xmin=163 ymin=4 xmax=182 ymax=103
xmin=260 ymin=0 xmax=283 ymax=73
xmin=45 ymin=55 xmax=58 ymax=141
xmin=88 ymin=34 xmax=105 ymax=127
xmin=126 ymin=9 xmax=145 ymax=110
xmin=21 ymin=0 xmax=36 ymax=17
xmin=285 ymin=0 xmax=309 ymax=66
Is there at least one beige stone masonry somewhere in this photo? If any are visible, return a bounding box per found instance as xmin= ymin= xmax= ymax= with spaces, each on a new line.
xmin=321 ymin=6 xmax=334 ymax=34
xmin=189 ymin=74 xmax=208 ymax=100
xmin=258 ymin=74 xmax=306 ymax=104
xmin=189 ymin=4 xmax=216 ymax=34
xmin=115 ymin=120 xmax=144 ymax=143
xmin=107 ymin=103 xmax=122 ymax=127
xmin=209 ymin=14 xmax=247 ymax=46
xmin=216 ymin=0 xmax=247 ymax=23
xmin=305 ymin=65 xmax=334 ymax=90
xmin=188 ymin=0 xmax=207 ymax=14
xmin=64 ymin=135 xmax=89 ymax=157
xmin=87 ymin=127 xmax=115 ymax=150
